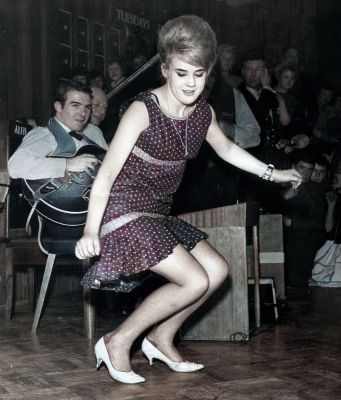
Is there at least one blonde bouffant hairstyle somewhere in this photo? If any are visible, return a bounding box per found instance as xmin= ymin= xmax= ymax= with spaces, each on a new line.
xmin=157 ymin=15 xmax=217 ymax=73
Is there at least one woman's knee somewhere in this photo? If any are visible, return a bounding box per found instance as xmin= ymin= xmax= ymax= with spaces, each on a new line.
xmin=209 ymin=259 xmax=229 ymax=289
xmin=189 ymin=268 xmax=210 ymax=298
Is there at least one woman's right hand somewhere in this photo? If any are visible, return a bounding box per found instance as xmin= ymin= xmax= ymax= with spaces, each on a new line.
xmin=75 ymin=233 xmax=101 ymax=259
xmin=326 ymin=190 xmax=338 ymax=207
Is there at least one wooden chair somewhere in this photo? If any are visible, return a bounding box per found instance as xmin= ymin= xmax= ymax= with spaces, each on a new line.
xmin=2 ymin=118 xmax=95 ymax=337
xmin=31 ymin=217 xmax=95 ymax=336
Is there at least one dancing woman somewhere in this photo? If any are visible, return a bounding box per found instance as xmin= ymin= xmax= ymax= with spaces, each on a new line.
xmin=75 ymin=15 xmax=301 ymax=384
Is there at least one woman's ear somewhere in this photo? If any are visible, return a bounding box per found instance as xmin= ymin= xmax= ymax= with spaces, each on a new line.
xmin=161 ymin=63 xmax=168 ymax=79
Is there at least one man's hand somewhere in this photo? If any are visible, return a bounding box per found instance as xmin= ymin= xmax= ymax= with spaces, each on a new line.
xmin=261 ymin=68 xmax=271 ymax=87
xmin=66 ymin=154 xmax=98 ymax=173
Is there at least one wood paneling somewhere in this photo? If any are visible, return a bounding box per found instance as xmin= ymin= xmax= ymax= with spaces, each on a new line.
xmin=179 ymin=203 xmax=258 ymax=340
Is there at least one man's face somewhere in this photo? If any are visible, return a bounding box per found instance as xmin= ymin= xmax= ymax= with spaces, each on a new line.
xmin=219 ymin=51 xmax=235 ymax=72
xmin=54 ymin=90 xmax=92 ymax=132
xmin=90 ymin=88 xmax=108 ymax=126
xmin=310 ymin=164 xmax=328 ymax=184
xmin=242 ymin=60 xmax=265 ymax=89
xmin=284 ymin=48 xmax=299 ymax=66
xmin=318 ymin=88 xmax=333 ymax=106
xmin=294 ymin=160 xmax=314 ymax=182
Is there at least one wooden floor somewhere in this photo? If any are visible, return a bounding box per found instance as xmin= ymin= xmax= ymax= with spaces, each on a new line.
xmin=0 ymin=290 xmax=340 ymax=400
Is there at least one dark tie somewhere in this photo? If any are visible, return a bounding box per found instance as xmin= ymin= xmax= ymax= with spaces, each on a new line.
xmin=69 ymin=130 xmax=83 ymax=141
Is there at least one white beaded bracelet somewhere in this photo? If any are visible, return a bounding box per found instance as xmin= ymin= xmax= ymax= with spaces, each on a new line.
xmin=260 ymin=164 xmax=274 ymax=181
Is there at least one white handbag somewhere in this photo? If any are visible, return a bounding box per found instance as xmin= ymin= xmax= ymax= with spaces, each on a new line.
xmin=312 ymin=240 xmax=341 ymax=284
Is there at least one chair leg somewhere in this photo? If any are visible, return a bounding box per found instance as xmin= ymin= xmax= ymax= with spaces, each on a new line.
xmin=82 ymin=258 xmax=96 ymax=339
xmin=5 ymin=247 xmax=13 ymax=321
xmin=27 ymin=267 xmax=35 ymax=312
xmin=31 ymin=253 xmax=56 ymax=334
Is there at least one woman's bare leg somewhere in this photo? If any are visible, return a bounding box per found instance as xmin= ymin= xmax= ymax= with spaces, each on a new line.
xmin=147 ymin=240 xmax=229 ymax=361
xmin=104 ymin=244 xmax=209 ymax=371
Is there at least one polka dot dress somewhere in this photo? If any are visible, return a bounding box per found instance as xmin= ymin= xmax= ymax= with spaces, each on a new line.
xmin=81 ymin=91 xmax=212 ymax=290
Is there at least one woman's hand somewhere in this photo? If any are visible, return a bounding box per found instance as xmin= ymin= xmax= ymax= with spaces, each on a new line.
xmin=272 ymin=168 xmax=302 ymax=188
xmin=290 ymin=134 xmax=309 ymax=149
xmin=75 ymin=233 xmax=101 ymax=259
xmin=326 ymin=190 xmax=338 ymax=207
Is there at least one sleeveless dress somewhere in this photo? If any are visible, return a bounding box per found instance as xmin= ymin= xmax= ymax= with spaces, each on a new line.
xmin=81 ymin=91 xmax=212 ymax=290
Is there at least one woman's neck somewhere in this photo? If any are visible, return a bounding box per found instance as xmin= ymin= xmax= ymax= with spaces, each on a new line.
xmin=155 ymin=86 xmax=192 ymax=118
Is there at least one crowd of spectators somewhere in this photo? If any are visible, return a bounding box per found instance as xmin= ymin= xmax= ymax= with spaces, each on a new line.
xmin=174 ymin=45 xmax=341 ymax=294
xmin=65 ymin=46 xmax=341 ymax=296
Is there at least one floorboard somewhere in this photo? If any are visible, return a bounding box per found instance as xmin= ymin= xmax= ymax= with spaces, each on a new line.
xmin=0 ymin=289 xmax=340 ymax=400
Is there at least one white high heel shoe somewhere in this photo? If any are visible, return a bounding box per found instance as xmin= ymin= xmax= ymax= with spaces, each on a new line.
xmin=95 ymin=337 xmax=145 ymax=384
xmin=141 ymin=337 xmax=204 ymax=372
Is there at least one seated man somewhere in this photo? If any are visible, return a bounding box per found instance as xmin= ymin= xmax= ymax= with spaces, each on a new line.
xmin=8 ymin=80 xmax=108 ymax=229
xmin=8 ymin=80 xmax=108 ymax=180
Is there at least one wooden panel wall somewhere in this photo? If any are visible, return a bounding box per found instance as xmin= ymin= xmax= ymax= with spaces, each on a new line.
xmin=0 ymin=0 xmax=322 ymax=125
xmin=0 ymin=0 xmax=332 ymax=306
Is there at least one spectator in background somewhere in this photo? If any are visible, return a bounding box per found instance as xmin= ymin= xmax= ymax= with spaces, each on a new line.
xmin=208 ymin=44 xmax=260 ymax=148
xmin=105 ymin=59 xmax=126 ymax=93
xmin=239 ymin=51 xmax=290 ymax=166
xmin=275 ymin=47 xmax=317 ymax=135
xmin=90 ymin=86 xmax=108 ymax=127
xmin=69 ymin=65 xmax=89 ymax=85
xmin=88 ymin=68 xmax=105 ymax=90
xmin=274 ymin=64 xmax=310 ymax=154
xmin=325 ymin=170 xmax=341 ymax=243
xmin=309 ymin=84 xmax=336 ymax=158
xmin=310 ymin=156 xmax=330 ymax=185
xmin=282 ymin=152 xmax=328 ymax=292
xmin=238 ymin=51 xmax=292 ymax=212
xmin=129 ymin=53 xmax=148 ymax=74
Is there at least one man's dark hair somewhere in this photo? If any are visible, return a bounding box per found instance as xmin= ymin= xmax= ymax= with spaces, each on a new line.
xmin=54 ymin=80 xmax=93 ymax=106
xmin=315 ymin=155 xmax=330 ymax=169
xmin=69 ymin=65 xmax=89 ymax=80
xmin=89 ymin=68 xmax=104 ymax=80
xmin=292 ymin=150 xmax=315 ymax=166
xmin=242 ymin=50 xmax=266 ymax=65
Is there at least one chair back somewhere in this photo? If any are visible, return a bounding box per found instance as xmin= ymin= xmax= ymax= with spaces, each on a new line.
xmin=0 ymin=169 xmax=10 ymax=208
xmin=38 ymin=217 xmax=84 ymax=256
xmin=8 ymin=118 xmax=37 ymax=235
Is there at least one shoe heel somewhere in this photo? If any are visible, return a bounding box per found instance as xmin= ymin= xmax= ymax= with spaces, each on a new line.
xmin=144 ymin=352 xmax=154 ymax=366
xmin=96 ymin=357 xmax=102 ymax=369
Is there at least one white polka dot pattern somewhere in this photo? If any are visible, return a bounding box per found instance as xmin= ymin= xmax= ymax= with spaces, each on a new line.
xmin=81 ymin=91 xmax=212 ymax=290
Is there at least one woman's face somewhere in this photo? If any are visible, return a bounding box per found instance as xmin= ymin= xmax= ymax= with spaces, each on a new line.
xmin=163 ymin=56 xmax=207 ymax=106
xmin=331 ymin=173 xmax=341 ymax=192
xmin=279 ymin=69 xmax=296 ymax=91
xmin=108 ymin=62 xmax=123 ymax=82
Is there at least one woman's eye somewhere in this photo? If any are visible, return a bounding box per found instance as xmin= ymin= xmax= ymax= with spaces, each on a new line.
xmin=177 ymin=72 xmax=186 ymax=77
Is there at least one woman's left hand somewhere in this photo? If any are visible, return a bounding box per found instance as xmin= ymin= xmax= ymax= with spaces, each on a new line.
xmin=272 ymin=168 xmax=302 ymax=188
